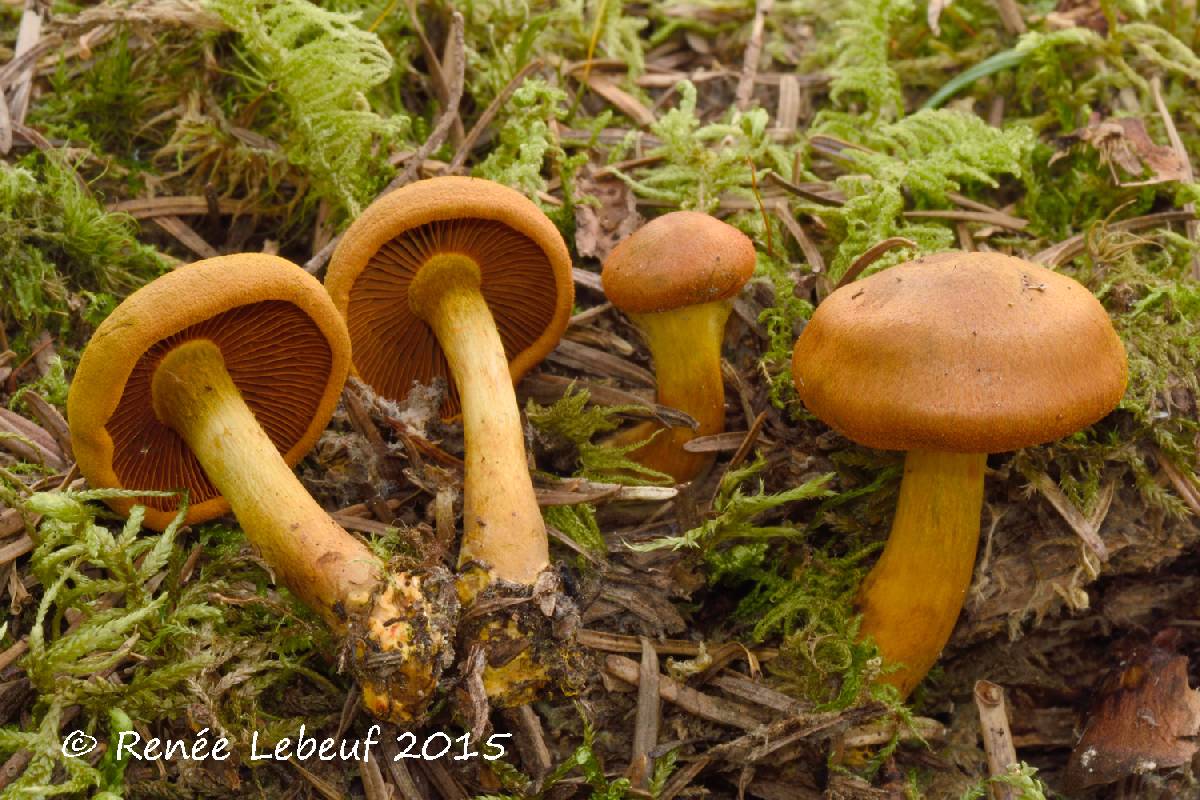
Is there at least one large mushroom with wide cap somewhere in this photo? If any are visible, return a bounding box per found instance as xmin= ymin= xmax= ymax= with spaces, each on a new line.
xmin=601 ymin=211 xmax=756 ymax=482
xmin=791 ymin=250 xmax=1127 ymax=696
xmin=68 ymin=254 xmax=456 ymax=724
xmin=324 ymin=176 xmax=576 ymax=704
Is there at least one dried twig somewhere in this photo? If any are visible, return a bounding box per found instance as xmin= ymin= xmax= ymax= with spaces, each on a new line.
xmin=735 ymin=0 xmax=774 ymax=110
xmin=1150 ymin=76 xmax=1199 ymax=279
xmin=387 ymin=11 xmax=465 ymax=191
xmin=629 ymin=637 xmax=661 ymax=789
xmin=975 ymin=680 xmax=1020 ymax=800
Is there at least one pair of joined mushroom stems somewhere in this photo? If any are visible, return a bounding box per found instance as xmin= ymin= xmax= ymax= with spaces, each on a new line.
xmin=150 ymin=338 xmax=443 ymax=723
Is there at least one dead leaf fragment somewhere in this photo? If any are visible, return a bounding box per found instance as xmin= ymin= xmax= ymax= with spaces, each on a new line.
xmin=1071 ymin=114 xmax=1189 ymax=187
xmin=927 ymin=0 xmax=952 ymax=35
xmin=575 ymin=169 xmax=643 ymax=262
xmin=1066 ymin=631 xmax=1200 ymax=791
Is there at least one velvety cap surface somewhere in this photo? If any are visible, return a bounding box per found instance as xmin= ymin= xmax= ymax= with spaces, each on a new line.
xmin=324 ymin=176 xmax=573 ymax=416
xmin=791 ymin=251 xmax=1128 ymax=453
xmin=68 ymin=254 xmax=350 ymax=530
xmin=601 ymin=211 xmax=756 ymax=314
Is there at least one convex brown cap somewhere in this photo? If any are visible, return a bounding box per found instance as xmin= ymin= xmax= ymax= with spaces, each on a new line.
xmin=791 ymin=251 xmax=1128 ymax=453
xmin=324 ymin=176 xmax=573 ymax=415
xmin=601 ymin=211 xmax=756 ymax=313
xmin=69 ymin=254 xmax=351 ymax=530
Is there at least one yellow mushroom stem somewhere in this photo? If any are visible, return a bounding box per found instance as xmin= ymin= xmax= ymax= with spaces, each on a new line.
xmin=612 ymin=300 xmax=732 ymax=482
xmin=855 ymin=449 xmax=987 ymax=697
xmin=408 ymin=254 xmax=549 ymax=592
xmin=151 ymin=339 xmax=444 ymax=723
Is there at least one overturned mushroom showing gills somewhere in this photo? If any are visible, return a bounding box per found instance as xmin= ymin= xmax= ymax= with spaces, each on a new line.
xmin=791 ymin=250 xmax=1127 ymax=697
xmin=601 ymin=211 xmax=756 ymax=482
xmin=325 ymin=176 xmax=576 ymax=705
xmin=68 ymin=254 xmax=455 ymax=724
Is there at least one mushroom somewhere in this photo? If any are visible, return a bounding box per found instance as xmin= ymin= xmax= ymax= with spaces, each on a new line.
xmin=68 ymin=254 xmax=456 ymax=724
xmin=791 ymin=250 xmax=1127 ymax=696
xmin=324 ymin=176 xmax=575 ymax=704
xmin=601 ymin=211 xmax=756 ymax=482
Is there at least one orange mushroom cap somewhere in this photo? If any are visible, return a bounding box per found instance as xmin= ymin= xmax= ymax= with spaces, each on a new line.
xmin=68 ymin=254 xmax=351 ymax=531
xmin=601 ymin=211 xmax=756 ymax=314
xmin=324 ymin=176 xmax=573 ymax=416
xmin=791 ymin=250 xmax=1128 ymax=453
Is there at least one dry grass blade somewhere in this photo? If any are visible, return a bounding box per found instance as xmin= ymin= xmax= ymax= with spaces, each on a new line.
xmin=152 ymin=215 xmax=220 ymax=259
xmin=449 ymin=59 xmax=543 ymax=171
xmin=107 ymin=196 xmax=248 ymax=218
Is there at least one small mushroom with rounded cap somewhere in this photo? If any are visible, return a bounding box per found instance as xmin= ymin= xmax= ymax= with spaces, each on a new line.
xmin=68 ymin=254 xmax=456 ymax=724
xmin=601 ymin=211 xmax=756 ymax=482
xmin=325 ymin=176 xmax=577 ymax=705
xmin=791 ymin=250 xmax=1127 ymax=697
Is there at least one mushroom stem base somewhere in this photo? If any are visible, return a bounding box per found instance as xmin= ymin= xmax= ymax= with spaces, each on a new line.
xmin=151 ymin=339 xmax=453 ymax=723
xmin=610 ymin=300 xmax=731 ymax=482
xmin=856 ymin=449 xmax=986 ymax=697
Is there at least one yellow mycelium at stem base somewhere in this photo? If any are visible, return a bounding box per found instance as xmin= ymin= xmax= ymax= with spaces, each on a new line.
xmin=150 ymin=339 xmax=444 ymax=723
xmin=855 ymin=449 xmax=987 ymax=697
xmin=613 ymin=300 xmax=732 ymax=483
xmin=408 ymin=253 xmax=550 ymax=591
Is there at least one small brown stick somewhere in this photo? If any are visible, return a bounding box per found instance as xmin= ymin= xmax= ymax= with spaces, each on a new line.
xmin=501 ymin=705 xmax=553 ymax=782
xmin=993 ymin=0 xmax=1027 ymax=34
xmin=106 ymin=196 xmax=247 ymax=218
xmin=629 ymin=637 xmax=661 ymax=789
xmin=380 ymin=733 xmax=425 ymax=800
xmin=1034 ymin=210 xmax=1197 ymax=266
xmin=358 ymin=752 xmax=391 ymax=800
xmin=448 ymin=59 xmax=543 ymax=172
xmin=151 ymin=216 xmax=220 ymax=259
xmin=834 ymin=237 xmax=918 ymax=290
xmin=6 ymin=1 xmax=42 ymax=125
xmin=387 ymin=11 xmax=465 ymax=191
xmin=1155 ymin=446 xmax=1200 ymax=516
xmin=303 ymin=234 xmax=341 ymax=275
xmin=735 ymin=0 xmax=774 ymax=110
xmin=1150 ymin=77 xmax=1199 ymax=279
xmin=605 ymin=655 xmax=767 ymax=730
xmin=975 ymin=680 xmax=1020 ymax=800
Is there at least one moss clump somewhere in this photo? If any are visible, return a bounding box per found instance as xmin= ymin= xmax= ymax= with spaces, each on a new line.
xmin=0 ymin=155 xmax=167 ymax=350
xmin=610 ymin=80 xmax=792 ymax=212
xmin=208 ymin=0 xmax=411 ymax=218
xmin=526 ymin=383 xmax=670 ymax=485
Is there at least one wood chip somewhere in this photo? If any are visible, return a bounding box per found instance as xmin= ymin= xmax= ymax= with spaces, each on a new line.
xmin=975 ymin=680 xmax=1020 ymax=800
xmin=605 ymin=654 xmax=768 ymax=730
xmin=629 ymin=637 xmax=661 ymax=789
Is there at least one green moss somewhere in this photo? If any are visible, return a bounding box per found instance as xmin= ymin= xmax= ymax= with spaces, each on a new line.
xmin=807 ymin=109 xmax=1034 ymax=280
xmin=526 ymin=383 xmax=671 ymax=485
xmin=610 ymin=80 xmax=792 ymax=212
xmin=207 ymin=0 xmax=411 ymax=217
xmin=0 ymin=155 xmax=167 ymax=350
